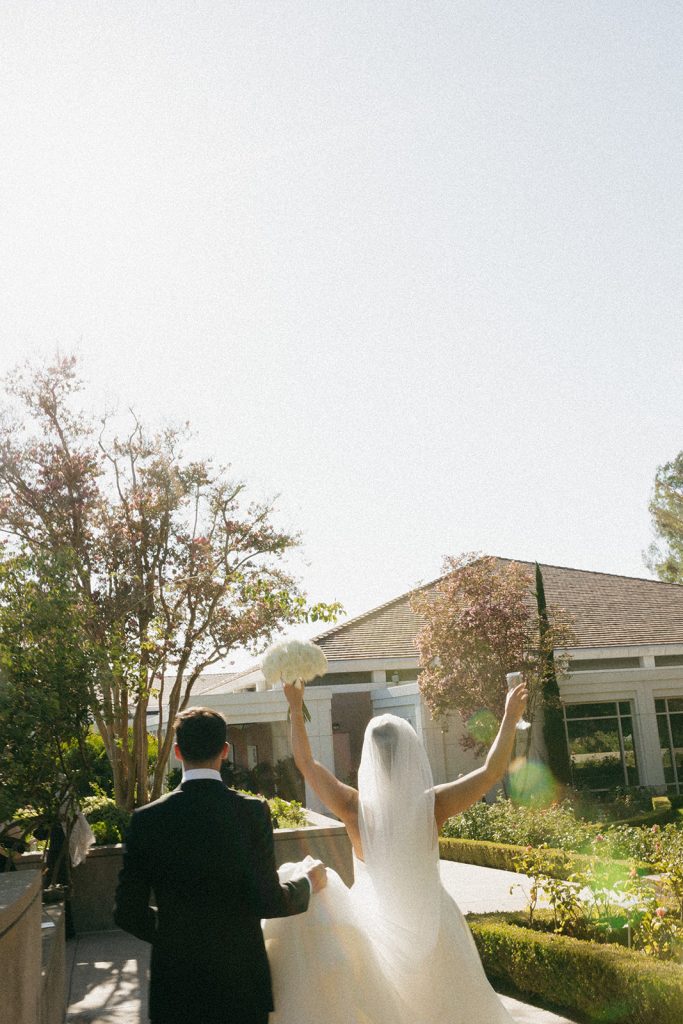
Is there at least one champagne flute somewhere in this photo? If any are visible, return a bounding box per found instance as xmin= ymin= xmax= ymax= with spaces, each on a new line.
xmin=506 ymin=672 xmax=531 ymax=731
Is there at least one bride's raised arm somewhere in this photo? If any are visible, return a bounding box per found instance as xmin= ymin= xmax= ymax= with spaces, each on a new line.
xmin=284 ymin=681 xmax=358 ymax=825
xmin=432 ymin=681 xmax=528 ymax=831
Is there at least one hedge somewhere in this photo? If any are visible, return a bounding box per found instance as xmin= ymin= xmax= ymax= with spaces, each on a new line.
xmin=439 ymin=837 xmax=650 ymax=879
xmin=608 ymin=806 xmax=683 ymax=829
xmin=468 ymin=912 xmax=683 ymax=1024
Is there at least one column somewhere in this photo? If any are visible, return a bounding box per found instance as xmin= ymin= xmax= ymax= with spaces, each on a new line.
xmin=303 ymin=692 xmax=334 ymax=813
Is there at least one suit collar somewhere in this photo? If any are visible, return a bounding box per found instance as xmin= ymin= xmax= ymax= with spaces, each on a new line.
xmin=181 ymin=768 xmax=223 ymax=783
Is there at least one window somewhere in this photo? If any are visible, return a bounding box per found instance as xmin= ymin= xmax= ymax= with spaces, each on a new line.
xmin=563 ymin=701 xmax=639 ymax=791
xmin=655 ymin=698 xmax=683 ymax=794
xmin=247 ymin=744 xmax=259 ymax=770
xmin=570 ymin=658 xmax=641 ymax=672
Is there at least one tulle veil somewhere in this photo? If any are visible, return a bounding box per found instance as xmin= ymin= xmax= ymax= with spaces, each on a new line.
xmin=357 ymin=713 xmax=442 ymax=973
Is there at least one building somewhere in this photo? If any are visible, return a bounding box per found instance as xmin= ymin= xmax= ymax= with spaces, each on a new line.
xmin=184 ymin=561 xmax=683 ymax=811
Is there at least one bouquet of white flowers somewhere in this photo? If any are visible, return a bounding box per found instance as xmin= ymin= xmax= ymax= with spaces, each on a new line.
xmin=262 ymin=639 xmax=328 ymax=722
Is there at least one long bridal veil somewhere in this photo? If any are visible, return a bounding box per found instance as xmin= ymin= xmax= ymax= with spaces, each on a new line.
xmin=356 ymin=714 xmax=442 ymax=974
xmin=264 ymin=712 xmax=515 ymax=1024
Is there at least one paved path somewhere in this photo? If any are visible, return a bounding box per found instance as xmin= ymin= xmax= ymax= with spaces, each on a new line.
xmin=439 ymin=858 xmax=533 ymax=913
xmin=66 ymin=863 xmax=576 ymax=1024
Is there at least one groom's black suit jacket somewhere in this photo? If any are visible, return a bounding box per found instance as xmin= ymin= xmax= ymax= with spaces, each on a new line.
xmin=114 ymin=779 xmax=311 ymax=1024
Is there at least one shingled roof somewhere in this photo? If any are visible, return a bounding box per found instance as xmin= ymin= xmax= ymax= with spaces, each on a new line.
xmin=313 ymin=560 xmax=683 ymax=661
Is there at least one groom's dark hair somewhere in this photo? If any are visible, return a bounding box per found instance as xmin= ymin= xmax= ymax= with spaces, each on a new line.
xmin=174 ymin=707 xmax=228 ymax=762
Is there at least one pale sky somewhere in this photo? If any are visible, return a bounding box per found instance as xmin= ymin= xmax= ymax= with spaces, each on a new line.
xmin=1 ymin=2 xmax=681 ymax=665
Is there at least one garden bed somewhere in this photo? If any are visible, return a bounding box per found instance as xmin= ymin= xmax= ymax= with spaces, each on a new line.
xmin=468 ymin=911 xmax=683 ymax=1024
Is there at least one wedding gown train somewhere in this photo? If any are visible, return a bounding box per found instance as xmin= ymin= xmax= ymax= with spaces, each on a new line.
xmin=262 ymin=713 xmax=514 ymax=1024
xmin=263 ymin=855 xmax=514 ymax=1024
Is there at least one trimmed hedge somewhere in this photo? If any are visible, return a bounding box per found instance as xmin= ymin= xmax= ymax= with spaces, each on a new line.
xmin=439 ymin=837 xmax=650 ymax=879
xmin=609 ymin=807 xmax=682 ymax=829
xmin=468 ymin=912 xmax=683 ymax=1024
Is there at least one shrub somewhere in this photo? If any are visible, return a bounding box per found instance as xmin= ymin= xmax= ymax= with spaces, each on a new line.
xmin=441 ymin=796 xmax=596 ymax=850
xmin=221 ymin=757 xmax=305 ymax=803
xmin=80 ymin=795 xmax=130 ymax=845
xmin=441 ymin=795 xmax=682 ymax=862
xmin=62 ymin=729 xmax=161 ymax=800
xmin=267 ymin=796 xmax=308 ymax=829
xmin=468 ymin=912 xmax=683 ymax=1024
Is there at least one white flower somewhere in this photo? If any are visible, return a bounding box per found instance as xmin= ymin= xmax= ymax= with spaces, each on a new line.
xmin=262 ymin=640 xmax=328 ymax=688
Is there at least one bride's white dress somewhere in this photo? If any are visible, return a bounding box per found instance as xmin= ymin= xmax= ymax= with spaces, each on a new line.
xmin=263 ymin=715 xmax=514 ymax=1024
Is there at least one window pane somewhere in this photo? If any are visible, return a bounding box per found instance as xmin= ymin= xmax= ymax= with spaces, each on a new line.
xmin=656 ymin=699 xmax=666 ymax=713
xmin=671 ymin=716 xmax=683 ymax=787
xmin=620 ymin=719 xmax=639 ymax=785
xmin=657 ymin=715 xmax=676 ymax=787
xmin=564 ymin=702 xmax=618 ymax=720
xmin=567 ymin=717 xmax=624 ymax=789
xmin=618 ymin=701 xmax=632 ymax=715
xmin=667 ymin=698 xmax=683 ymax=714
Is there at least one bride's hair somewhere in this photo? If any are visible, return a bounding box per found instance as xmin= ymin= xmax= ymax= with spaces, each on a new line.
xmin=370 ymin=720 xmax=399 ymax=773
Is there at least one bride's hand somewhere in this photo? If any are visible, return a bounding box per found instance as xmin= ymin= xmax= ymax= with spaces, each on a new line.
xmin=504 ymin=681 xmax=528 ymax=725
xmin=283 ymin=681 xmax=305 ymax=714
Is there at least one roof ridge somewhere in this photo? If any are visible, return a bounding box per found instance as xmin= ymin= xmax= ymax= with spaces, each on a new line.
xmin=497 ymin=556 xmax=679 ymax=587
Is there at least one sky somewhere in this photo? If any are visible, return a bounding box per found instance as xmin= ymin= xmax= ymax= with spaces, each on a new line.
xmin=1 ymin=2 xmax=681 ymax=665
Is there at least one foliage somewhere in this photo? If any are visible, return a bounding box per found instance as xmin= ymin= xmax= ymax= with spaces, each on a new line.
xmin=62 ymin=729 xmax=160 ymax=799
xmin=595 ymin=822 xmax=683 ymax=865
xmin=469 ymin=913 xmax=683 ymax=1024
xmin=652 ymin=826 xmax=683 ymax=923
xmin=571 ymin=786 xmax=681 ymax=823
xmin=266 ymin=796 xmax=308 ymax=829
xmin=646 ymin=452 xmax=683 ymax=583
xmin=412 ymin=554 xmax=573 ymax=761
xmin=221 ymin=756 xmax=305 ymax=804
xmin=535 ymin=562 xmax=571 ymax=784
xmin=80 ymin=794 xmax=131 ymax=845
xmin=441 ymin=795 xmax=683 ymax=867
xmin=0 ymin=356 xmax=342 ymax=809
xmin=508 ymin=843 xmax=683 ymax=961
xmin=441 ymin=795 xmax=596 ymax=851
xmin=0 ymin=548 xmax=96 ymax=858
xmin=439 ymin=836 xmax=648 ymax=881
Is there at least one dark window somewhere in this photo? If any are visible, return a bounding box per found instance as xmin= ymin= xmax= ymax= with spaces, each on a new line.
xmin=655 ymin=697 xmax=683 ymax=794
xmin=570 ymin=658 xmax=641 ymax=672
xmin=563 ymin=701 xmax=639 ymax=791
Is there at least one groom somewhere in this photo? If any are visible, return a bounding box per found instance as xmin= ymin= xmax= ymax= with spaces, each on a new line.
xmin=114 ymin=706 xmax=326 ymax=1024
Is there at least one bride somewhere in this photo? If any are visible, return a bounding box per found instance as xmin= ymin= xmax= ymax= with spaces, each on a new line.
xmin=263 ymin=680 xmax=528 ymax=1024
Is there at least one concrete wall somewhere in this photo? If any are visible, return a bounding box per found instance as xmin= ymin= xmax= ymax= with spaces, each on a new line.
xmin=0 ymin=870 xmax=43 ymax=1024
xmin=274 ymin=811 xmax=353 ymax=887
xmin=19 ymin=813 xmax=353 ymax=932
xmin=41 ymin=905 xmax=66 ymax=1024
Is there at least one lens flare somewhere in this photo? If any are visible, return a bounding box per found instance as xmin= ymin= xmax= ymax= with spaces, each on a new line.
xmin=466 ymin=709 xmax=499 ymax=746
xmin=507 ymin=759 xmax=558 ymax=807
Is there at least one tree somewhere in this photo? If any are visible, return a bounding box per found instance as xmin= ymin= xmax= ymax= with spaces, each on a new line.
xmin=0 ymin=356 xmax=341 ymax=809
xmin=646 ymin=453 xmax=683 ymax=584
xmin=412 ymin=554 xmax=573 ymax=770
xmin=0 ymin=548 xmax=96 ymax=875
xmin=535 ymin=562 xmax=572 ymax=785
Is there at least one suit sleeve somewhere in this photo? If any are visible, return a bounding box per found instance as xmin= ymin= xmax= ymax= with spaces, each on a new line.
xmin=249 ymin=800 xmax=311 ymax=920
xmin=113 ymin=811 xmax=158 ymax=943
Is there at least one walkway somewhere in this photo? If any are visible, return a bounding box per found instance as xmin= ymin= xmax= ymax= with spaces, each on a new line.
xmin=66 ymin=862 xmax=576 ymax=1024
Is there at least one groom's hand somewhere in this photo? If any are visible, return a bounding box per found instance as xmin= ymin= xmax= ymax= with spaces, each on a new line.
xmin=305 ymin=859 xmax=327 ymax=894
